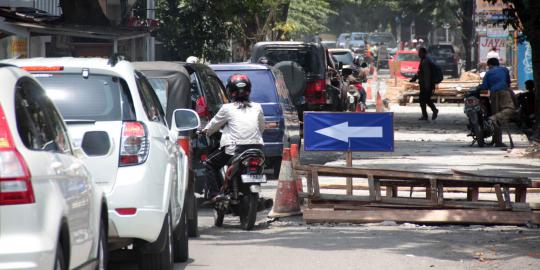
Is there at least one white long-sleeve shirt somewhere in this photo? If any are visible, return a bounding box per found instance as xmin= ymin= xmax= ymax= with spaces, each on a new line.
xmin=204 ymin=102 xmax=265 ymax=154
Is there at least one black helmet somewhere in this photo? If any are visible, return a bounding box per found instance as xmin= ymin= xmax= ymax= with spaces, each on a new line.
xmin=226 ymin=74 xmax=251 ymax=101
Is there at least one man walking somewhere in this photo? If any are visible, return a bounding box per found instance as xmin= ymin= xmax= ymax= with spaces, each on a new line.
xmin=479 ymin=58 xmax=515 ymax=147
xmin=410 ymin=47 xmax=439 ymax=120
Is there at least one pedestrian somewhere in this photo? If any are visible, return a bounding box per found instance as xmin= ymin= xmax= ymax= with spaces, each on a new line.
xmin=478 ymin=57 xmax=515 ymax=147
xmin=486 ymin=47 xmax=500 ymax=62
xmin=410 ymin=47 xmax=439 ymax=121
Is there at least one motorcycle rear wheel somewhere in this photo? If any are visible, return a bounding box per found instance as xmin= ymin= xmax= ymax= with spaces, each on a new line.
xmin=239 ymin=193 xmax=259 ymax=231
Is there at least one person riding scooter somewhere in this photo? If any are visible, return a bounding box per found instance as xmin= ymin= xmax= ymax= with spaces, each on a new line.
xmin=201 ymin=74 xmax=265 ymax=201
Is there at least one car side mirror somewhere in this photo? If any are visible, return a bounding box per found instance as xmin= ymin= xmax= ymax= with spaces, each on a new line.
xmin=173 ymin=109 xmax=201 ymax=132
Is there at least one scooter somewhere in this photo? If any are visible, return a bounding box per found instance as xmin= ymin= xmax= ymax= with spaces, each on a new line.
xmin=213 ymin=146 xmax=268 ymax=230
xmin=463 ymin=86 xmax=494 ymax=147
xmin=346 ymin=78 xmax=367 ymax=112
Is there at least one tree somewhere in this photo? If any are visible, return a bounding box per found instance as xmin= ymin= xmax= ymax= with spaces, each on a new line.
xmin=156 ymin=0 xmax=231 ymax=61
xmin=284 ymin=0 xmax=337 ymax=39
xmin=486 ymin=0 xmax=540 ymax=141
xmin=59 ymin=0 xmax=110 ymax=26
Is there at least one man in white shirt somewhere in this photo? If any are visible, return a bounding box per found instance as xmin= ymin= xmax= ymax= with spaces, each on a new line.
xmin=202 ymin=74 xmax=265 ymax=200
xmin=486 ymin=47 xmax=500 ymax=61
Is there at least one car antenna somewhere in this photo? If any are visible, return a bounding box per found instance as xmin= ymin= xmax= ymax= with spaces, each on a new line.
xmin=108 ymin=53 xmax=125 ymax=67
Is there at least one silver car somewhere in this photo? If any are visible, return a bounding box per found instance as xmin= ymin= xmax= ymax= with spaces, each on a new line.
xmin=0 ymin=65 xmax=108 ymax=269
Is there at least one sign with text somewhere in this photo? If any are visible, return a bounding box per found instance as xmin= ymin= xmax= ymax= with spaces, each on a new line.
xmin=478 ymin=36 xmax=507 ymax=64
xmin=304 ymin=112 xmax=394 ymax=152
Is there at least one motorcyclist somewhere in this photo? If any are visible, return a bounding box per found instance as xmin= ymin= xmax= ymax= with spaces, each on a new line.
xmin=201 ymin=74 xmax=265 ymax=200
xmin=479 ymin=57 xmax=515 ymax=147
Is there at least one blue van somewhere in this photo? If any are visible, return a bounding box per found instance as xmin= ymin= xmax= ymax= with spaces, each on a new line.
xmin=211 ymin=63 xmax=301 ymax=178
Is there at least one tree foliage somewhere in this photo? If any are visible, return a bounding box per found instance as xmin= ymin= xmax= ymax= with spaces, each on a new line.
xmin=283 ymin=0 xmax=337 ymax=38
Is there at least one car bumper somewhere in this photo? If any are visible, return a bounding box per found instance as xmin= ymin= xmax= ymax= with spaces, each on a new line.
xmin=0 ymin=227 xmax=55 ymax=270
xmin=107 ymin=164 xmax=169 ymax=243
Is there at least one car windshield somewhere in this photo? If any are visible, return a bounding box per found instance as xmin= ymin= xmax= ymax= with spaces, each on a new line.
xmin=331 ymin=51 xmax=354 ymax=65
xmin=147 ymin=78 xmax=168 ymax=109
xmin=397 ymin=53 xmax=420 ymax=61
xmin=214 ymin=70 xmax=278 ymax=103
xmin=35 ymin=73 xmax=135 ymax=121
xmin=263 ymin=48 xmax=316 ymax=74
xmin=352 ymin=34 xmax=364 ymax=40
xmin=369 ymin=34 xmax=396 ymax=47
xmin=338 ymin=34 xmax=350 ymax=41
xmin=431 ymin=47 xmax=454 ymax=56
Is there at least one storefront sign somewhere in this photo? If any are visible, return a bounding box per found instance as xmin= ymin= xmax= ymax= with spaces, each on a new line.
xmin=476 ymin=0 xmax=506 ymax=13
xmin=478 ymin=36 xmax=507 ymax=64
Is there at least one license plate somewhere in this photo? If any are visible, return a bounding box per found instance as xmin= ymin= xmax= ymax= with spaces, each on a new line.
xmin=241 ymin=174 xmax=267 ymax=183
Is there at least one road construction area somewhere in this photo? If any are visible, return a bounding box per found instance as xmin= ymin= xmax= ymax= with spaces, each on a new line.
xmin=110 ymin=102 xmax=540 ymax=270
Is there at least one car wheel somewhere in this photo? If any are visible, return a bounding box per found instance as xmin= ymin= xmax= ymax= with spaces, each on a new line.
xmin=173 ymin=210 xmax=189 ymax=262
xmin=54 ymin=241 xmax=66 ymax=270
xmin=95 ymin=219 xmax=108 ymax=270
xmin=187 ymin=192 xmax=199 ymax=237
xmin=138 ymin=213 xmax=173 ymax=270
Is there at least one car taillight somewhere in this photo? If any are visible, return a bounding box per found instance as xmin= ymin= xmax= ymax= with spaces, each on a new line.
xmin=0 ymin=105 xmax=34 ymax=205
xmin=196 ymin=96 xmax=210 ymax=118
xmin=176 ymin=136 xmax=191 ymax=168
xmin=119 ymin=121 xmax=148 ymax=166
xmin=305 ymin=79 xmax=326 ymax=104
xmin=265 ymin=121 xmax=279 ymax=129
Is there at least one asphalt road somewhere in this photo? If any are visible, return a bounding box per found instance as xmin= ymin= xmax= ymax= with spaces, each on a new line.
xmin=108 ymin=70 xmax=540 ymax=270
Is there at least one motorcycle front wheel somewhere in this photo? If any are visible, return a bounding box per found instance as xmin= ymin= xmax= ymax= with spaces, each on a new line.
xmin=239 ymin=193 xmax=259 ymax=231
xmin=214 ymin=208 xmax=225 ymax=227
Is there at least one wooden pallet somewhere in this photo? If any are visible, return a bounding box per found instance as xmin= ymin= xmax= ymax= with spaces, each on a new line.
xmin=295 ymin=164 xmax=536 ymax=225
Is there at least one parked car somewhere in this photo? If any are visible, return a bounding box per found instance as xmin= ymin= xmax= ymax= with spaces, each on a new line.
xmin=211 ymin=63 xmax=301 ymax=178
xmin=0 ymin=64 xmax=108 ymax=270
xmin=428 ymin=44 xmax=460 ymax=78
xmin=133 ymin=61 xmax=228 ymax=236
xmin=251 ymin=41 xmax=347 ymax=117
xmin=337 ymin=33 xmax=351 ymax=48
xmin=5 ymin=57 xmax=198 ymax=269
xmin=389 ymin=50 xmax=421 ymax=79
xmin=350 ymin=32 xmax=368 ymax=52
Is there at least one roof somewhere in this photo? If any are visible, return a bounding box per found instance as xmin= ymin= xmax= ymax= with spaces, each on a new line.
xmin=329 ymin=48 xmax=353 ymax=53
xmin=132 ymin=61 xmax=189 ymax=77
xmin=253 ymin=41 xmax=319 ymax=47
xmin=210 ymin=63 xmax=270 ymax=71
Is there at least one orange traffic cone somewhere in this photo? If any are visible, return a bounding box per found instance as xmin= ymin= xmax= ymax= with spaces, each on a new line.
xmin=376 ymin=91 xmax=383 ymax=112
xmin=268 ymin=148 xmax=302 ymax=217
xmin=366 ymin=80 xmax=373 ymax=101
xmin=290 ymin=143 xmax=302 ymax=193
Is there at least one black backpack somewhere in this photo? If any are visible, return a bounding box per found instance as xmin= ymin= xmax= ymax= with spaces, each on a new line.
xmin=430 ymin=59 xmax=444 ymax=84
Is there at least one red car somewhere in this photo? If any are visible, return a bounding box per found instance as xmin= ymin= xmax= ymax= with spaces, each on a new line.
xmin=389 ymin=50 xmax=420 ymax=79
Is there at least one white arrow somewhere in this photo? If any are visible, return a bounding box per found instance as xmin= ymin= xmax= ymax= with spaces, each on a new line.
xmin=315 ymin=122 xmax=383 ymax=143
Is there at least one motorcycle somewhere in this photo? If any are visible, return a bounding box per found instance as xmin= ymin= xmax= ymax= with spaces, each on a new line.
xmin=463 ymin=86 xmax=494 ymax=147
xmin=343 ymin=68 xmax=367 ymax=112
xmin=213 ymin=146 xmax=269 ymax=230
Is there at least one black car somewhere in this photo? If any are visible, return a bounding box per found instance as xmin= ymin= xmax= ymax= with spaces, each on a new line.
xmin=250 ymin=41 xmax=347 ymax=118
xmin=134 ymin=61 xmax=229 ymax=235
xmin=211 ymin=63 xmax=301 ymax=178
xmin=428 ymin=44 xmax=460 ymax=78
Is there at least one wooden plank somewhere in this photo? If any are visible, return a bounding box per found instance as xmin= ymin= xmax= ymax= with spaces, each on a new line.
xmin=494 ymin=184 xmax=506 ymax=209
xmin=346 ymin=151 xmax=353 ymax=196
xmin=516 ymin=187 xmax=527 ymax=203
xmin=312 ymin=168 xmax=320 ymax=198
xmin=437 ymin=182 xmax=444 ymax=206
xmin=310 ymin=165 xmax=531 ymax=186
xmin=503 ymin=186 xmax=512 ymax=209
xmin=367 ymin=174 xmax=377 ymax=201
xmin=306 ymin=168 xmax=313 ymax=196
xmin=429 ymin=178 xmax=438 ymax=204
xmin=467 ymin=187 xmax=479 ymax=201
xmin=303 ymin=208 xmax=540 ymax=225
xmin=386 ymin=185 xmax=398 ymax=197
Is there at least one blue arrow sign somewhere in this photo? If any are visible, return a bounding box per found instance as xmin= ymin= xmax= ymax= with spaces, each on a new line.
xmin=304 ymin=112 xmax=394 ymax=152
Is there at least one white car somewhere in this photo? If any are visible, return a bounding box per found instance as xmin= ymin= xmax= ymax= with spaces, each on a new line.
xmin=5 ymin=57 xmax=200 ymax=269
xmin=0 ymin=65 xmax=107 ymax=270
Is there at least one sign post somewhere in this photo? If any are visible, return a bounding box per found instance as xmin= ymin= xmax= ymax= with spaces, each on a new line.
xmin=304 ymin=112 xmax=395 ymax=195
